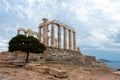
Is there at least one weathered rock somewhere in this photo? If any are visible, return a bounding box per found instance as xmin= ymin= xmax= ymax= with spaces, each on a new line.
xmin=113 ymin=71 xmax=120 ymax=75
xmin=7 ymin=51 xmax=26 ymax=61
xmin=0 ymin=61 xmax=15 ymax=67
xmin=95 ymin=61 xmax=107 ymax=68
xmin=0 ymin=51 xmax=10 ymax=61
xmin=13 ymin=60 xmax=26 ymax=66
xmin=85 ymin=55 xmax=96 ymax=61
xmin=16 ymin=51 xmax=26 ymax=61
xmin=25 ymin=63 xmax=49 ymax=73
xmin=7 ymin=52 xmax=18 ymax=60
xmin=29 ymin=53 xmax=41 ymax=61
xmin=49 ymin=68 xmax=68 ymax=78
xmin=25 ymin=63 xmax=68 ymax=78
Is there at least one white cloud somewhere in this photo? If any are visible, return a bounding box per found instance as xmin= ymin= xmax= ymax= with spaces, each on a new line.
xmin=0 ymin=0 xmax=120 ymax=52
xmin=0 ymin=0 xmax=12 ymax=12
xmin=0 ymin=37 xmax=8 ymax=51
xmin=64 ymin=0 xmax=120 ymax=51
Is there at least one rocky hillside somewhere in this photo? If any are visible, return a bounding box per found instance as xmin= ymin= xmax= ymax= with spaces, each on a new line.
xmin=0 ymin=64 xmax=120 ymax=80
xmin=0 ymin=51 xmax=120 ymax=80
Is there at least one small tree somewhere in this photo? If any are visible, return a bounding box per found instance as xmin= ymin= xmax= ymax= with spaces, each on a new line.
xmin=8 ymin=34 xmax=46 ymax=63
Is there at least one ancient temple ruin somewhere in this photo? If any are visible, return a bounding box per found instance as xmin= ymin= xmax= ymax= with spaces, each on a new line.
xmin=17 ymin=18 xmax=101 ymax=66
xmin=17 ymin=18 xmax=78 ymax=51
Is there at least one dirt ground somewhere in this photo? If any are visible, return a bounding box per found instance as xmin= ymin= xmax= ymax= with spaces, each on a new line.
xmin=0 ymin=64 xmax=120 ymax=80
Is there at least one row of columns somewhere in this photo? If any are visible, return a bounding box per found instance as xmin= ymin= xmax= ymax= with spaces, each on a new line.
xmin=38 ymin=18 xmax=76 ymax=51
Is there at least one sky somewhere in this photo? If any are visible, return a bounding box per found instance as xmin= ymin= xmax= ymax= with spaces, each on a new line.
xmin=0 ymin=0 xmax=120 ymax=61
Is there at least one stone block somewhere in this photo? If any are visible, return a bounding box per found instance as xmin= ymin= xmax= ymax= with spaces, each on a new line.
xmin=49 ymin=68 xmax=68 ymax=78
xmin=14 ymin=60 xmax=26 ymax=66
xmin=95 ymin=61 xmax=107 ymax=68
xmin=25 ymin=63 xmax=49 ymax=73
xmin=113 ymin=71 xmax=120 ymax=76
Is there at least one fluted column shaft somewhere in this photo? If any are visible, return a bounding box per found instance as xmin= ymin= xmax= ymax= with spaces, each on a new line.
xmin=58 ymin=26 xmax=61 ymax=48
xmin=73 ymin=31 xmax=76 ymax=51
xmin=68 ymin=29 xmax=72 ymax=50
xmin=42 ymin=18 xmax=48 ymax=46
xmin=38 ymin=27 xmax=42 ymax=42
xmin=51 ymin=23 xmax=54 ymax=47
xmin=64 ymin=27 xmax=67 ymax=49
xmin=47 ymin=26 xmax=49 ymax=46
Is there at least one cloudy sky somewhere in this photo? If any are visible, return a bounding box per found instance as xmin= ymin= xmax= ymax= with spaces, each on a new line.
xmin=0 ymin=0 xmax=120 ymax=61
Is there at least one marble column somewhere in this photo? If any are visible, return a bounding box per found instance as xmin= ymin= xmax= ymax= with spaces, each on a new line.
xmin=64 ymin=27 xmax=67 ymax=49
xmin=51 ymin=23 xmax=54 ymax=47
xmin=73 ymin=31 xmax=76 ymax=51
xmin=47 ymin=26 xmax=49 ymax=46
xmin=42 ymin=18 xmax=48 ymax=46
xmin=58 ymin=25 xmax=61 ymax=48
xmin=41 ymin=28 xmax=43 ymax=43
xmin=68 ymin=29 xmax=72 ymax=50
xmin=38 ymin=26 xmax=42 ymax=42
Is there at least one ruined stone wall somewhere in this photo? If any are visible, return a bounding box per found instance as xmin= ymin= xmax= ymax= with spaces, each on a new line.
xmin=41 ymin=47 xmax=85 ymax=65
xmin=84 ymin=55 xmax=96 ymax=67
xmin=0 ymin=51 xmax=10 ymax=61
xmin=4 ymin=48 xmax=97 ymax=66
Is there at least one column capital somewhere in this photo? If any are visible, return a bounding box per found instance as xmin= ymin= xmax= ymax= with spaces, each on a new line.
xmin=38 ymin=25 xmax=43 ymax=28
xmin=42 ymin=18 xmax=48 ymax=23
xmin=63 ymin=27 xmax=67 ymax=29
xmin=68 ymin=29 xmax=72 ymax=31
xmin=73 ymin=31 xmax=76 ymax=33
xmin=55 ymin=23 xmax=61 ymax=28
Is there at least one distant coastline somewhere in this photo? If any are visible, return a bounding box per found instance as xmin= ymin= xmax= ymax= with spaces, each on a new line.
xmin=105 ymin=61 xmax=120 ymax=69
xmin=97 ymin=58 xmax=120 ymax=69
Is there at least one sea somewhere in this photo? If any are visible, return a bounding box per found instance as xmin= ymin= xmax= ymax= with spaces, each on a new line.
xmin=105 ymin=61 xmax=120 ymax=69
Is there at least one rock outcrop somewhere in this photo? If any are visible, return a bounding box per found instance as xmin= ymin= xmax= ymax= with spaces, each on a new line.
xmin=49 ymin=68 xmax=68 ymax=78
xmin=25 ymin=63 xmax=68 ymax=78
